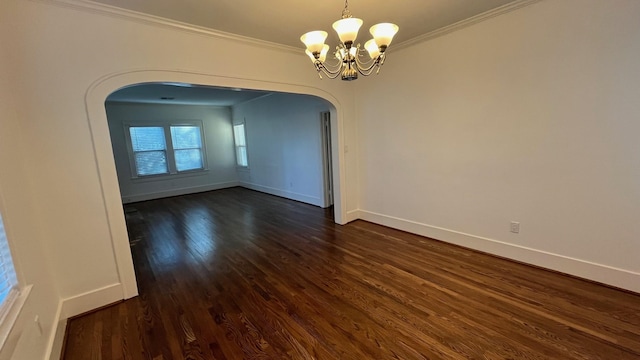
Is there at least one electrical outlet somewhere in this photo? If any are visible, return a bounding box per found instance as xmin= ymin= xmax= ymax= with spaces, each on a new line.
xmin=510 ymin=221 xmax=520 ymax=234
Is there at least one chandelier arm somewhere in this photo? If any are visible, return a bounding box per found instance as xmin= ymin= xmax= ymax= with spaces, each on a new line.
xmin=354 ymin=56 xmax=378 ymax=74
xmin=320 ymin=59 xmax=344 ymax=75
xmin=321 ymin=67 xmax=343 ymax=79
xmin=314 ymin=61 xmax=343 ymax=79
xmin=357 ymin=65 xmax=377 ymax=77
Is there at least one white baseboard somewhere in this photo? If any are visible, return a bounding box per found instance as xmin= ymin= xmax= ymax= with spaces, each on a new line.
xmin=239 ymin=182 xmax=322 ymax=207
xmin=359 ymin=210 xmax=640 ymax=293
xmin=345 ymin=209 xmax=360 ymax=223
xmin=44 ymin=283 xmax=123 ymax=360
xmin=122 ymin=181 xmax=239 ymax=203
xmin=60 ymin=283 xmax=123 ymax=319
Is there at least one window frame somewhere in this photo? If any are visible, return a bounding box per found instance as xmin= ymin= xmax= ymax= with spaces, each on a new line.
xmin=124 ymin=120 xmax=208 ymax=180
xmin=127 ymin=125 xmax=170 ymax=177
xmin=233 ymin=122 xmax=249 ymax=168
xmin=0 ymin=186 xmax=31 ymax=353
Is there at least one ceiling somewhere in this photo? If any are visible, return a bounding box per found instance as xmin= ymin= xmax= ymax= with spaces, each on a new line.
xmin=92 ymin=0 xmax=520 ymax=49
xmin=107 ymin=83 xmax=271 ymax=106
xmin=102 ymin=0 xmax=521 ymax=105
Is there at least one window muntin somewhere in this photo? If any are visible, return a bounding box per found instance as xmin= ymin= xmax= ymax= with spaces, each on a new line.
xmin=233 ymin=123 xmax=248 ymax=167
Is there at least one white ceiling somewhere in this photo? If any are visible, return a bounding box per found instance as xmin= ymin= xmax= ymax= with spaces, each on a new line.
xmin=92 ymin=0 xmax=519 ymax=49
xmin=107 ymin=83 xmax=271 ymax=106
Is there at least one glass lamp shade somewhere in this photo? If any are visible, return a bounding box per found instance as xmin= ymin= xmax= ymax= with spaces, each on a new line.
xmin=305 ymin=50 xmax=315 ymax=63
xmin=332 ymin=18 xmax=363 ymax=43
xmin=318 ymin=44 xmax=329 ymax=62
xmin=300 ymin=31 xmax=328 ymax=54
xmin=364 ymin=39 xmax=380 ymax=59
xmin=369 ymin=23 xmax=399 ymax=47
xmin=306 ymin=44 xmax=329 ymax=63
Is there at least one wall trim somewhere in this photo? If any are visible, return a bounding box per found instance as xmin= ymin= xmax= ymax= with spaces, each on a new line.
xmin=240 ymin=182 xmax=322 ymax=207
xmin=345 ymin=209 xmax=360 ymax=223
xmin=358 ymin=210 xmax=640 ymax=294
xmin=33 ymin=0 xmax=300 ymax=55
xmin=45 ymin=301 xmax=65 ymax=360
xmin=36 ymin=0 xmax=542 ymax=56
xmin=60 ymin=283 xmax=122 ymax=319
xmin=393 ymin=0 xmax=542 ymax=51
xmin=46 ymin=284 xmax=122 ymax=359
xmin=122 ymin=181 xmax=239 ymax=204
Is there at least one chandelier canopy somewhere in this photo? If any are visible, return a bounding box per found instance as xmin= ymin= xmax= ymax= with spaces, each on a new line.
xmin=300 ymin=0 xmax=399 ymax=81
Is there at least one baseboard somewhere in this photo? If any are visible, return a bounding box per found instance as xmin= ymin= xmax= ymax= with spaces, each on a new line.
xmin=60 ymin=283 xmax=123 ymax=319
xmin=345 ymin=209 xmax=360 ymax=223
xmin=359 ymin=210 xmax=640 ymax=293
xmin=239 ymin=182 xmax=322 ymax=207
xmin=122 ymin=181 xmax=239 ymax=203
xmin=43 ymin=284 xmax=123 ymax=360
xmin=45 ymin=302 xmax=65 ymax=360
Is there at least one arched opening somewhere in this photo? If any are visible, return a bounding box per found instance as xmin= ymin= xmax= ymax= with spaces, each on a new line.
xmin=85 ymin=70 xmax=346 ymax=299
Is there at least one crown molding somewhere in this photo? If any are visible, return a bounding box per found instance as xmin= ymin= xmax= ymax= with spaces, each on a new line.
xmin=392 ymin=0 xmax=543 ymax=52
xmin=31 ymin=0 xmax=541 ymax=57
xmin=30 ymin=0 xmax=302 ymax=54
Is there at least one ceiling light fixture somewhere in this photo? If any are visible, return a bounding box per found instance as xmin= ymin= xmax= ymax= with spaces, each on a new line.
xmin=300 ymin=0 xmax=399 ymax=81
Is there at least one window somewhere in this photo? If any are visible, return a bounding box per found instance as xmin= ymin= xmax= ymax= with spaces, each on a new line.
xmin=0 ymin=212 xmax=18 ymax=325
xmin=127 ymin=123 xmax=205 ymax=178
xmin=233 ymin=123 xmax=248 ymax=167
xmin=171 ymin=126 xmax=204 ymax=172
xmin=129 ymin=127 xmax=168 ymax=176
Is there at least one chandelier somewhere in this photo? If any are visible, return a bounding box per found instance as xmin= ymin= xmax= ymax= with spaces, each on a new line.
xmin=300 ymin=0 xmax=399 ymax=81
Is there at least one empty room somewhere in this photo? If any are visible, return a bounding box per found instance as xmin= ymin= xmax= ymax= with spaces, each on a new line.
xmin=0 ymin=0 xmax=638 ymax=359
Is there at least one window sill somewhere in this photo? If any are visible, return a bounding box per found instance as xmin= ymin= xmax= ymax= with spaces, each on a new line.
xmin=0 ymin=284 xmax=33 ymax=353
xmin=130 ymin=169 xmax=209 ymax=183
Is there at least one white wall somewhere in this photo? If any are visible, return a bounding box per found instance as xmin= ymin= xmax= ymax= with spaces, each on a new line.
xmin=356 ymin=0 xmax=640 ymax=292
xmin=1 ymin=0 xmax=356 ymax=358
xmin=106 ymin=102 xmax=239 ymax=203
xmin=4 ymin=0 xmax=638 ymax=358
xmin=233 ymin=93 xmax=333 ymax=207
xmin=0 ymin=4 xmax=61 ymax=357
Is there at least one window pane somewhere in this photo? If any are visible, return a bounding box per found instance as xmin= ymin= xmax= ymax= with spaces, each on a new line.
xmin=0 ymin=214 xmax=17 ymax=305
xmin=129 ymin=127 xmax=166 ymax=151
xmin=134 ymin=151 xmax=168 ymax=176
xmin=171 ymin=126 xmax=202 ymax=150
xmin=236 ymin=146 xmax=248 ymax=167
xmin=233 ymin=124 xmax=246 ymax=146
xmin=175 ymin=149 xmax=203 ymax=171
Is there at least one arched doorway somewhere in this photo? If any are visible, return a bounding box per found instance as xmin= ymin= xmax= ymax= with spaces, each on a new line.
xmin=84 ymin=70 xmax=346 ymax=299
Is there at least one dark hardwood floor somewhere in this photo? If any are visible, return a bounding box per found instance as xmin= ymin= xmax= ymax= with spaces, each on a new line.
xmin=63 ymin=187 xmax=640 ymax=359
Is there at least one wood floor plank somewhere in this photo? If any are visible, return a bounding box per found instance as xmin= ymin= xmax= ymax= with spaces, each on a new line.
xmin=63 ymin=187 xmax=640 ymax=359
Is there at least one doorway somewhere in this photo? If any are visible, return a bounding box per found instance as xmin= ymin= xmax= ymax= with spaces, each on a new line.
xmin=86 ymin=70 xmax=347 ymax=299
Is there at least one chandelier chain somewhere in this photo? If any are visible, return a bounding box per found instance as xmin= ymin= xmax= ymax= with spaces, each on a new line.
xmin=341 ymin=0 xmax=352 ymax=19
